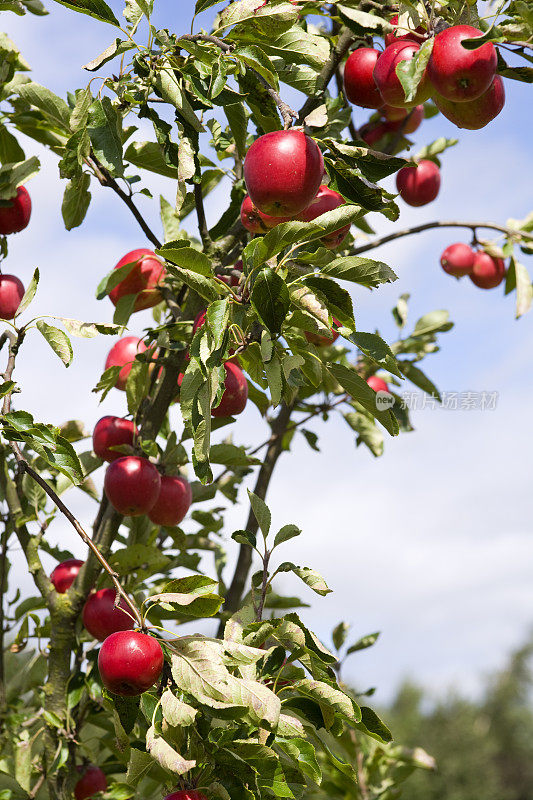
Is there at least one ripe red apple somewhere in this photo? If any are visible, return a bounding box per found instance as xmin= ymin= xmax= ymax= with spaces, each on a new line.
xmin=0 ymin=274 xmax=25 ymax=319
xmin=93 ymin=416 xmax=137 ymax=462
xmin=469 ymin=251 xmax=506 ymax=289
xmin=298 ymin=185 xmax=349 ymax=249
xmin=98 ymin=630 xmax=164 ymax=696
xmin=212 ymin=362 xmax=248 ymax=417
xmin=373 ymin=41 xmax=433 ymax=108
xmin=396 ymin=160 xmax=441 ymax=207
xmin=0 ymin=186 xmax=32 ymax=235
xmin=193 ymin=309 xmax=206 ymax=333
xmin=244 ymin=130 xmax=324 ymax=217
xmin=164 ymin=791 xmax=207 ymax=800
xmin=359 ymin=121 xmax=389 ymax=147
xmin=305 ymin=317 xmax=340 ymax=346
xmin=367 ymin=375 xmax=389 ymax=393
xmin=385 ymin=13 xmax=426 ymax=47
xmin=343 ymin=48 xmax=383 ymax=109
xmin=434 ymin=75 xmax=505 ymax=130
xmin=82 ymin=588 xmax=134 ymax=641
xmin=383 ymin=104 xmax=424 ymax=133
xmin=148 ymin=474 xmax=192 ymax=527
xmin=108 ymin=248 xmax=165 ymax=312
xmin=104 ymin=456 xmax=161 ymax=516
xmin=440 ymin=243 xmax=475 ymax=278
xmin=74 ymin=765 xmax=108 ymax=800
xmin=105 ymin=336 xmax=147 ymax=391
xmin=240 ymin=195 xmax=293 ymax=234
xmin=50 ymin=558 xmax=84 ymax=593
xmin=428 ymin=25 xmax=497 ymax=102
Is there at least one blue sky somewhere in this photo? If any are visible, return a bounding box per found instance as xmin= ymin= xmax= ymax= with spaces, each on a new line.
xmin=3 ymin=0 xmax=533 ymax=703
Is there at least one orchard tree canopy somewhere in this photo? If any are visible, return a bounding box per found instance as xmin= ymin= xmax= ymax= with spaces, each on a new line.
xmin=0 ymin=1 xmax=532 ymax=799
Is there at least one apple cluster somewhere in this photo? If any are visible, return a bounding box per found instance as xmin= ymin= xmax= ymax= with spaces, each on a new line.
xmin=344 ymin=16 xmax=504 ymax=207
xmin=440 ymin=242 xmax=506 ymax=289
xmin=0 ymin=185 xmax=32 ymax=321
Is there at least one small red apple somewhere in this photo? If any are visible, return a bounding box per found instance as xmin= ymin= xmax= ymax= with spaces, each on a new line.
xmin=343 ymin=48 xmax=383 ymax=109
xmin=434 ymin=75 xmax=505 ymax=130
xmin=396 ymin=160 xmax=441 ymax=207
xmin=359 ymin=121 xmax=389 ymax=148
xmin=0 ymin=274 xmax=25 ymax=319
xmin=383 ymin=104 xmax=424 ymax=134
xmin=240 ymin=195 xmax=293 ymax=234
xmin=212 ymin=362 xmax=248 ymax=417
xmin=220 ymin=258 xmax=244 ymax=287
xmin=244 ymin=130 xmax=324 ymax=217
xmin=98 ymin=630 xmax=164 ymax=696
xmin=74 ymin=765 xmax=107 ymax=800
xmin=108 ymin=248 xmax=165 ymax=312
xmin=298 ymin=186 xmax=349 ymax=249
xmin=164 ymin=791 xmax=208 ymax=800
xmin=104 ymin=456 xmax=161 ymax=516
xmin=0 ymin=186 xmax=31 ymax=235
xmin=82 ymin=588 xmax=134 ymax=641
xmin=305 ymin=318 xmax=340 ymax=346
xmin=367 ymin=375 xmax=389 ymax=393
xmin=50 ymin=558 xmax=84 ymax=593
xmin=93 ymin=416 xmax=137 ymax=462
xmin=469 ymin=252 xmax=506 ymax=289
xmin=105 ymin=336 xmax=147 ymax=391
xmin=148 ymin=474 xmax=192 ymax=527
xmin=428 ymin=25 xmax=497 ymax=102
xmin=385 ymin=13 xmax=426 ymax=47
xmin=373 ymin=41 xmax=432 ymax=108
xmin=440 ymin=243 xmax=475 ymax=278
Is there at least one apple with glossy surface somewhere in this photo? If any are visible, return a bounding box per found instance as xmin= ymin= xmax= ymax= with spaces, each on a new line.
xmin=440 ymin=243 xmax=475 ymax=277
xmin=74 ymin=765 xmax=107 ymax=800
xmin=240 ymin=195 xmax=293 ymax=234
xmin=108 ymin=248 xmax=165 ymax=312
xmin=98 ymin=630 xmax=164 ymax=696
xmin=343 ymin=48 xmax=383 ymax=109
xmin=469 ymin=252 xmax=506 ymax=289
xmin=82 ymin=588 xmax=133 ymax=641
xmin=434 ymin=75 xmax=505 ymax=129
xmin=0 ymin=186 xmax=31 ymax=235
xmin=305 ymin=317 xmax=341 ymax=346
xmin=50 ymin=559 xmax=84 ymax=593
xmin=0 ymin=274 xmax=25 ymax=319
xmin=367 ymin=375 xmax=390 ymax=393
xmin=105 ymin=336 xmax=147 ymax=391
xmin=104 ymin=456 xmax=161 ymax=516
xmin=428 ymin=25 xmax=497 ymax=101
xmin=212 ymin=362 xmax=248 ymax=417
xmin=148 ymin=474 xmax=192 ymax=527
xmin=383 ymin=103 xmax=424 ymax=133
xmin=298 ymin=185 xmax=350 ymax=249
xmin=164 ymin=792 xmax=207 ymax=800
xmin=385 ymin=13 xmax=426 ymax=47
xmin=373 ymin=41 xmax=432 ymax=108
xmin=93 ymin=416 xmax=137 ymax=462
xmin=396 ymin=160 xmax=441 ymax=207
xmin=244 ymin=130 xmax=324 ymax=217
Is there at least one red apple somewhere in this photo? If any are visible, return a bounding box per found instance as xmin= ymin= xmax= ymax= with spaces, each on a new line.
xmin=104 ymin=456 xmax=161 ymax=516
xmin=396 ymin=160 xmax=441 ymax=207
xmin=240 ymin=195 xmax=293 ymax=234
xmin=428 ymin=25 xmax=497 ymax=102
xmin=385 ymin=13 xmax=426 ymax=47
xmin=244 ymin=130 xmax=324 ymax=217
xmin=105 ymin=336 xmax=147 ymax=391
xmin=383 ymin=104 xmax=424 ymax=133
xmin=82 ymin=588 xmax=134 ymax=641
xmin=212 ymin=362 xmax=248 ymax=417
xmin=359 ymin=121 xmax=389 ymax=148
xmin=164 ymin=791 xmax=207 ymax=800
xmin=0 ymin=274 xmax=25 ymax=319
xmin=305 ymin=317 xmax=340 ymax=346
xmin=0 ymin=186 xmax=31 ymax=235
xmin=220 ymin=258 xmax=244 ymax=287
xmin=50 ymin=558 xmax=84 ymax=593
xmin=343 ymin=48 xmax=383 ymax=109
xmin=108 ymin=248 xmax=165 ymax=312
xmin=373 ymin=41 xmax=432 ymax=108
xmin=298 ymin=185 xmax=349 ymax=249
xmin=367 ymin=375 xmax=389 ymax=393
xmin=74 ymin=765 xmax=107 ymax=800
xmin=469 ymin=252 xmax=506 ymax=289
xmin=98 ymin=630 xmax=164 ymax=696
xmin=434 ymin=75 xmax=505 ymax=130
xmin=440 ymin=243 xmax=475 ymax=278
xmin=193 ymin=309 xmax=206 ymax=333
xmin=93 ymin=416 xmax=137 ymax=462
xmin=148 ymin=474 xmax=192 ymax=527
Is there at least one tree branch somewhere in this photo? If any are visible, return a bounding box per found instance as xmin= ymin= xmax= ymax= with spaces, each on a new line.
xmin=299 ymin=27 xmax=354 ymax=122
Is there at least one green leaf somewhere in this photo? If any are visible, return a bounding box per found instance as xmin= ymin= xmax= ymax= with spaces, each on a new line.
xmin=16 ymin=267 xmax=38 ymax=315
xmin=146 ymin=726 xmax=196 ymax=775
xmin=276 ymin=738 xmax=321 ymax=785
xmin=233 ymin=45 xmax=279 ymax=90
xmin=111 ymin=694 xmax=140 ymax=735
xmin=412 ymin=310 xmax=452 ymax=336
xmin=36 ymin=321 xmax=73 ymax=367
xmin=328 ymin=363 xmax=399 ymax=436
xmin=416 ymin=137 xmax=458 ymax=161
xmin=350 ymin=331 xmax=402 ymax=378
xmin=274 ymin=524 xmax=301 ymax=548
xmin=0 ymin=124 xmax=25 ymax=164
xmin=332 ymin=621 xmax=349 ymax=651
xmin=276 ymin=563 xmax=331 ymax=596
xmin=344 ymin=412 xmax=384 ymax=458
xmin=396 ymin=38 xmax=434 ymax=104
xmin=126 ymin=749 xmax=154 ymax=788
xmin=251 ymin=267 xmax=290 ymax=334
xmin=353 ymin=706 xmax=392 ymax=743
xmin=82 ymin=38 xmax=135 ymax=71
xmin=125 ymin=141 xmax=178 ymax=178
xmin=219 ymin=0 xmax=298 ymax=31
xmin=16 ymin=81 xmax=70 ymax=130
xmin=161 ymin=689 xmax=197 ymax=727
xmin=511 ymin=257 xmax=533 ymax=318
xmin=321 ymin=254 xmax=397 ymax=288
xmin=49 ymin=0 xmax=120 ymax=26
xmin=159 ymin=195 xmax=183 ymax=243
xmin=195 ymin=0 xmax=222 ymax=13
xmin=87 ymin=97 xmax=123 ymax=176
xmin=232 ymin=529 xmax=257 ymax=549
xmin=399 ymin=361 xmax=441 ymax=401
xmin=346 ymin=631 xmax=380 ymax=655
xmin=61 ymin=172 xmax=91 ymax=230
xmin=247 ymin=489 xmax=271 ymax=537
xmin=0 ymin=157 xmax=40 ymax=200
xmin=156 ymin=243 xmax=212 ymax=275
xmin=292 ymin=678 xmax=360 ymax=727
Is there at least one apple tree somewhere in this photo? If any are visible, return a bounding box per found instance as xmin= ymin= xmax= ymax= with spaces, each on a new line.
xmin=0 ymin=1 xmax=532 ymax=799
